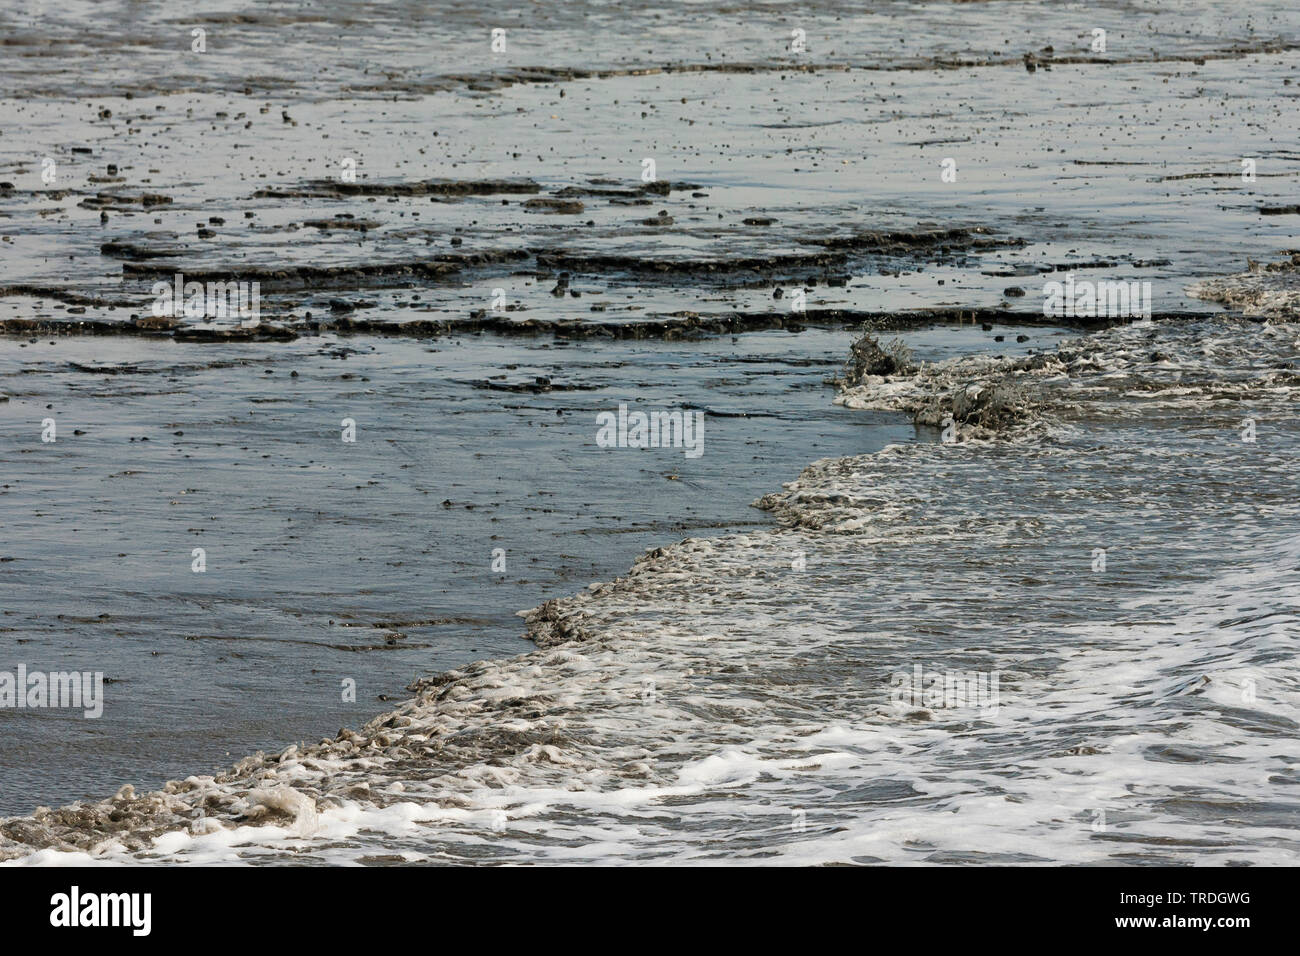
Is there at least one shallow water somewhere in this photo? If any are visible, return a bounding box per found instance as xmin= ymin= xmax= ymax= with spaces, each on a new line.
xmin=0 ymin=0 xmax=1297 ymax=863
xmin=0 ymin=323 xmax=1075 ymax=815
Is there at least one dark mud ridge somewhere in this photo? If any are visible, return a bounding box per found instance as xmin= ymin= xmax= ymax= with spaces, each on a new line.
xmin=116 ymin=249 xmax=533 ymax=287
xmin=251 ymin=178 xmax=545 ymax=199
xmin=334 ymin=42 xmax=1300 ymax=98
xmin=0 ymin=307 xmax=1221 ymax=343
xmin=533 ymin=227 xmax=1013 ymax=278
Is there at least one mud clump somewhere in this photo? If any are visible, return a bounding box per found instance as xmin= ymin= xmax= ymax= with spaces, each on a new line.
xmin=521 ymin=598 xmax=594 ymax=648
xmin=100 ymin=240 xmax=184 ymax=260
xmin=552 ymin=181 xmax=675 ymax=199
xmin=921 ymin=381 xmax=1035 ymax=433
xmin=301 ymin=217 xmax=382 ymax=231
xmin=842 ymin=328 xmax=915 ymax=383
xmin=79 ymin=193 xmax=173 ymax=209
xmin=523 ymin=198 xmax=585 ymax=214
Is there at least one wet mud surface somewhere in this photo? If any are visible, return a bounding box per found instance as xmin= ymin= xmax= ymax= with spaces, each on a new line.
xmin=0 ymin=0 xmax=1298 ymax=861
